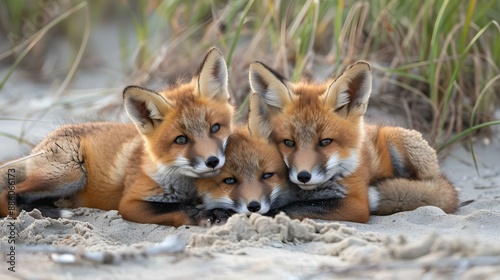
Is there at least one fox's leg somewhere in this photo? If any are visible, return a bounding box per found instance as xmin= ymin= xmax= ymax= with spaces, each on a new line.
xmin=119 ymin=175 xmax=202 ymax=227
xmin=267 ymin=197 xmax=343 ymax=219
xmin=1 ymin=185 xmax=77 ymax=219
xmin=198 ymin=208 xmax=236 ymax=227
xmin=271 ymin=177 xmax=371 ymax=223
xmin=369 ymin=175 xmax=458 ymax=215
xmin=118 ymin=196 xmax=202 ymax=227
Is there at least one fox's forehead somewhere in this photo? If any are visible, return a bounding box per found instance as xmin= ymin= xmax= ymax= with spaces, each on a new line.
xmin=224 ymin=133 xmax=283 ymax=180
xmin=173 ymin=99 xmax=231 ymax=137
xmin=177 ymin=105 xmax=210 ymax=137
xmin=276 ymin=97 xmax=334 ymax=147
xmin=225 ymin=141 xmax=262 ymax=180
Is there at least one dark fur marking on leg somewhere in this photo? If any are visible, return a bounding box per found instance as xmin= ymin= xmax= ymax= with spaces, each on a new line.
xmin=145 ymin=201 xmax=201 ymax=221
xmin=266 ymin=197 xmax=343 ymax=217
xmin=388 ymin=143 xmax=410 ymax=178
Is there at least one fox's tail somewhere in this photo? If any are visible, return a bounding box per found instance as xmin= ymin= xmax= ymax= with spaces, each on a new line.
xmin=369 ymin=175 xmax=458 ymax=215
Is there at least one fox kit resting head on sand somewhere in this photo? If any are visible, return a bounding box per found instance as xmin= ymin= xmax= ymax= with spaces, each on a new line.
xmin=196 ymin=94 xmax=289 ymax=224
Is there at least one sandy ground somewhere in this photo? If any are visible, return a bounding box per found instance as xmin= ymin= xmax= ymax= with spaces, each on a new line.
xmin=0 ymin=138 xmax=499 ymax=279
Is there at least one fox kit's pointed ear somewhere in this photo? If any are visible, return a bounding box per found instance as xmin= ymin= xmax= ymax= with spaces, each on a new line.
xmin=123 ymin=86 xmax=171 ymax=134
xmin=323 ymin=61 xmax=372 ymax=118
xmin=249 ymin=62 xmax=294 ymax=110
xmin=247 ymin=93 xmax=273 ymax=141
xmin=197 ymin=47 xmax=229 ymax=101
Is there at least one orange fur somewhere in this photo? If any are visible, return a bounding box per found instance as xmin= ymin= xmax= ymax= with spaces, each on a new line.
xmin=196 ymin=125 xmax=288 ymax=217
xmin=248 ymin=61 xmax=458 ymax=223
xmin=0 ymin=48 xmax=234 ymax=226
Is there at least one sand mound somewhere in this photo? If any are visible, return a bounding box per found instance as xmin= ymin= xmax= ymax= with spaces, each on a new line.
xmin=189 ymin=212 xmax=500 ymax=266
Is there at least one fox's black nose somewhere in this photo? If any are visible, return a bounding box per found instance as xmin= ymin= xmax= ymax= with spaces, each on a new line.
xmin=205 ymin=156 xmax=220 ymax=169
xmin=247 ymin=201 xmax=261 ymax=212
xmin=297 ymin=171 xmax=311 ymax=183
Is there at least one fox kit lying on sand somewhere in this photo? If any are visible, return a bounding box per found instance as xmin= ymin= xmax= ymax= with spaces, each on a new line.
xmin=247 ymin=60 xmax=458 ymax=223
xmin=0 ymin=48 xmax=234 ymax=226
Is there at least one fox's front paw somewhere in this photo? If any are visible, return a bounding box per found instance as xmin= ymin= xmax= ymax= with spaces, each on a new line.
xmin=198 ymin=208 xmax=235 ymax=227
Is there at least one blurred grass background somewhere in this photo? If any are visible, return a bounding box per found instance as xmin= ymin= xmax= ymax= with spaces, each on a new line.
xmin=0 ymin=0 xmax=499 ymax=154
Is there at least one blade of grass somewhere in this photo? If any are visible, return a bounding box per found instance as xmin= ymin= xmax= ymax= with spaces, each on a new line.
xmin=334 ymin=0 xmax=343 ymax=73
xmin=0 ymin=2 xmax=88 ymax=89
xmin=437 ymin=20 xmax=497 ymax=144
xmin=459 ymin=0 xmax=476 ymax=54
xmin=428 ymin=0 xmax=450 ymax=104
xmin=226 ymin=0 xmax=254 ymax=67
xmin=438 ymin=120 xmax=500 ymax=152
xmin=373 ymin=65 xmax=429 ymax=83
xmin=53 ymin=4 xmax=90 ymax=100
xmin=21 ymin=3 xmax=91 ymax=138
xmin=0 ymin=151 xmax=44 ymax=169
xmin=466 ymin=74 xmax=500 ymax=174
xmin=469 ymin=74 xmax=500 ymax=128
xmin=386 ymin=78 xmax=435 ymax=107
xmin=292 ymin=0 xmax=318 ymax=81
xmin=0 ymin=132 xmax=35 ymax=147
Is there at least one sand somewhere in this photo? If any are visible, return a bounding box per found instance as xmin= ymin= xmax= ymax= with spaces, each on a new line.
xmin=1 ymin=139 xmax=499 ymax=279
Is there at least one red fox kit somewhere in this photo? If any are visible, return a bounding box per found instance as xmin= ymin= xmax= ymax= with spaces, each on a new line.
xmin=247 ymin=61 xmax=458 ymax=222
xmin=195 ymin=95 xmax=289 ymax=223
xmin=0 ymin=48 xmax=234 ymax=226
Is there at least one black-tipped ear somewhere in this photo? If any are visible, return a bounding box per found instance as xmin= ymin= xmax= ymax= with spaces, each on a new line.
xmin=247 ymin=93 xmax=273 ymax=142
xmin=123 ymin=86 xmax=171 ymax=134
xmin=197 ymin=47 xmax=229 ymax=101
xmin=323 ymin=61 xmax=372 ymax=118
xmin=248 ymin=61 xmax=294 ymax=110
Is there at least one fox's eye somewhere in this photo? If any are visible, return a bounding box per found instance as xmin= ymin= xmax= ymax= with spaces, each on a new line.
xmin=210 ymin=123 xmax=220 ymax=133
xmin=319 ymin=138 xmax=332 ymax=147
xmin=223 ymin=177 xmax=236 ymax=185
xmin=262 ymin=173 xmax=274 ymax=179
xmin=174 ymin=136 xmax=188 ymax=145
xmin=284 ymin=139 xmax=295 ymax=147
